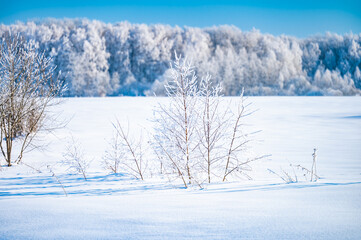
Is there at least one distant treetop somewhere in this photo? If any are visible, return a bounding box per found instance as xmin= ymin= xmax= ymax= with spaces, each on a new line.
xmin=1 ymin=19 xmax=360 ymax=96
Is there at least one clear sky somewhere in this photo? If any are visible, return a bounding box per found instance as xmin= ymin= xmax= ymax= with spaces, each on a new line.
xmin=0 ymin=0 xmax=360 ymax=37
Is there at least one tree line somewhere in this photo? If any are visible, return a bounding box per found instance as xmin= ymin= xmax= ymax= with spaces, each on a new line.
xmin=1 ymin=19 xmax=360 ymax=96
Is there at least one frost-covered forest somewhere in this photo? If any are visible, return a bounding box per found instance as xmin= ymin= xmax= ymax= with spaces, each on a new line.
xmin=1 ymin=18 xmax=361 ymax=96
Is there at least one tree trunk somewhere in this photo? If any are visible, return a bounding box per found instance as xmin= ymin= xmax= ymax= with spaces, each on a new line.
xmin=6 ymin=138 xmax=12 ymax=166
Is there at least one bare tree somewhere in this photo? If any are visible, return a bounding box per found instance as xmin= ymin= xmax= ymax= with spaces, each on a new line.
xmin=62 ymin=137 xmax=90 ymax=181
xmin=112 ymin=120 xmax=146 ymax=180
xmin=223 ymin=89 xmax=250 ymax=181
xmin=0 ymin=32 xmax=64 ymax=166
xmin=153 ymin=55 xmax=267 ymax=187
xmin=197 ymin=74 xmax=228 ymax=183
xmin=153 ymin=53 xmax=200 ymax=187
xmin=221 ymin=91 xmax=269 ymax=181
xmin=103 ymin=132 xmax=125 ymax=174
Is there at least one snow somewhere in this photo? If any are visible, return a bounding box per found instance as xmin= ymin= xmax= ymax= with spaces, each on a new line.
xmin=3 ymin=20 xmax=361 ymax=96
xmin=0 ymin=96 xmax=361 ymax=239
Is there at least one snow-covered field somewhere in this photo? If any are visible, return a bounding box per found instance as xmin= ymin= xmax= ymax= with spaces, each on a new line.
xmin=1 ymin=97 xmax=360 ymax=239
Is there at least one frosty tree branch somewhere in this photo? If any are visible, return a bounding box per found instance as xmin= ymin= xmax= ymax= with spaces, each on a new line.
xmin=0 ymin=32 xmax=65 ymax=166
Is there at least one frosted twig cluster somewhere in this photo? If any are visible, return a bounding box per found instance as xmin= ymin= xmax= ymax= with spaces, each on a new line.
xmin=153 ymin=54 xmax=266 ymax=188
xmin=110 ymin=120 xmax=147 ymax=180
xmin=62 ymin=137 xmax=90 ymax=181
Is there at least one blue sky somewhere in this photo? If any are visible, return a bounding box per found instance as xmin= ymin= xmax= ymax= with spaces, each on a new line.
xmin=0 ymin=0 xmax=360 ymax=37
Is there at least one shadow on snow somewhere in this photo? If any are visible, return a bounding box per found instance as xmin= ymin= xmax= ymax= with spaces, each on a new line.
xmin=1 ymin=173 xmax=360 ymax=198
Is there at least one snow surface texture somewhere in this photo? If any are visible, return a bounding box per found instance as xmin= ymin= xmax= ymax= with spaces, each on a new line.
xmin=0 ymin=97 xmax=361 ymax=239
xmin=1 ymin=19 xmax=361 ymax=96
